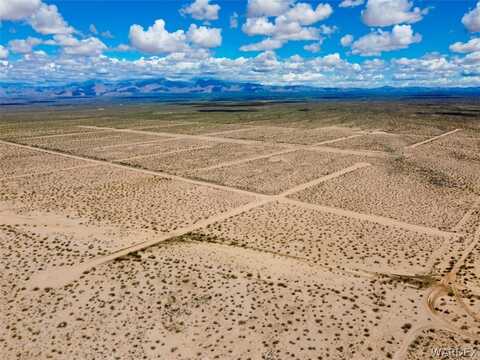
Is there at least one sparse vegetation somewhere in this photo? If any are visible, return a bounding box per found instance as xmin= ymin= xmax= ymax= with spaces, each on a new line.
xmin=0 ymin=100 xmax=479 ymax=359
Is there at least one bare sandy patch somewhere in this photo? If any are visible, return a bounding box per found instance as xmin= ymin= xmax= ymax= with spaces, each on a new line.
xmin=139 ymin=122 xmax=252 ymax=135
xmin=407 ymin=132 xmax=480 ymax=194
xmin=0 ymin=125 xmax=102 ymax=140
xmin=17 ymin=130 xmax=170 ymax=153
xmin=0 ymin=143 xmax=90 ymax=179
xmin=327 ymin=133 xmax=428 ymax=153
xmin=0 ymin=165 xmax=254 ymax=234
xmin=191 ymin=201 xmax=447 ymax=274
xmin=191 ymin=150 xmax=371 ymax=195
xmin=290 ymin=161 xmax=476 ymax=230
xmin=84 ymin=138 xmax=217 ymax=161
xmin=1 ymin=238 xmax=424 ymax=360
xmin=121 ymin=142 xmax=286 ymax=175
xmin=219 ymin=126 xmax=360 ymax=145
xmin=405 ymin=328 xmax=480 ymax=359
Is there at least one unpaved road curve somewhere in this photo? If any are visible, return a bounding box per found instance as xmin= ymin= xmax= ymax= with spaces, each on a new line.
xmin=426 ymin=225 xmax=480 ymax=326
xmin=394 ymin=224 xmax=480 ymax=360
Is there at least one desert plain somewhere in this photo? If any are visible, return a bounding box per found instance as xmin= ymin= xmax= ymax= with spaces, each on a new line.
xmin=0 ymin=100 xmax=479 ymax=359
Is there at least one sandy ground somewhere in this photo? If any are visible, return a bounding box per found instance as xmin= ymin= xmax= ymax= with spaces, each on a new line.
xmin=18 ymin=130 xmax=172 ymax=153
xmin=138 ymin=122 xmax=253 ymax=135
xmin=192 ymin=201 xmax=448 ymax=274
xmin=405 ymin=132 xmax=480 ymax=194
xmin=122 ymin=142 xmax=286 ymax=175
xmin=0 ymin=111 xmax=479 ymax=359
xmin=0 ymin=229 xmax=424 ymax=360
xmin=87 ymin=138 xmax=218 ymax=161
xmin=191 ymin=150 xmax=371 ymax=195
xmin=218 ymin=125 xmax=362 ymax=145
xmin=0 ymin=165 xmax=254 ymax=235
xmin=290 ymin=160 xmax=476 ymax=230
xmin=405 ymin=328 xmax=480 ymax=359
xmin=327 ymin=132 xmax=429 ymax=153
xmin=0 ymin=144 xmax=90 ymax=180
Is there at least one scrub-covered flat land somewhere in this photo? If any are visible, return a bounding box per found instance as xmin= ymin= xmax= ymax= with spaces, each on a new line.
xmin=1 ymin=100 xmax=479 ymax=359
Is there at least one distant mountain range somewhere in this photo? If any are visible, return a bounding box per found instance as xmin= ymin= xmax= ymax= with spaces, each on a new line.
xmin=1 ymin=78 xmax=480 ymax=104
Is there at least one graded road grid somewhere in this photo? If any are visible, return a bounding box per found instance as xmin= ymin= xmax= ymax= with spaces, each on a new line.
xmin=0 ymin=120 xmax=473 ymax=360
xmin=0 ymin=135 xmax=461 ymax=291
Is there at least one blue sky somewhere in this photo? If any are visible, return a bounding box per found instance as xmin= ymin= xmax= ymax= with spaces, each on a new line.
xmin=1 ymin=0 xmax=480 ymax=87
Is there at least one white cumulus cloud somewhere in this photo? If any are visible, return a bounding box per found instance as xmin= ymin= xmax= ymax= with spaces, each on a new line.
xmin=324 ymin=53 xmax=342 ymax=65
xmin=450 ymin=38 xmax=480 ymax=53
xmin=53 ymin=35 xmax=107 ymax=56
xmin=0 ymin=0 xmax=73 ymax=35
xmin=114 ymin=44 xmax=131 ymax=52
xmin=284 ymin=3 xmax=332 ymax=25
xmin=304 ymin=41 xmax=323 ymax=53
xmin=393 ymin=54 xmax=457 ymax=82
xmin=457 ymin=51 xmax=480 ymax=65
xmin=243 ymin=15 xmax=322 ymax=41
xmin=28 ymin=3 xmax=73 ymax=34
xmin=5 ymin=47 xmax=480 ymax=88
xmin=339 ymin=0 xmax=364 ymax=8
xmin=362 ymin=0 xmax=427 ymax=27
xmin=8 ymin=37 xmax=42 ymax=53
xmin=242 ymin=17 xmax=275 ymax=36
xmin=462 ymin=2 xmax=480 ymax=33
xmin=247 ymin=0 xmax=293 ymax=17
xmin=0 ymin=0 xmax=40 ymax=20
xmin=341 ymin=34 xmax=354 ymax=47
xmin=240 ymin=38 xmax=284 ymax=51
xmin=187 ymin=24 xmax=222 ymax=48
xmin=129 ymin=19 xmax=188 ymax=54
xmin=319 ymin=24 xmax=337 ymax=35
xmin=351 ymin=25 xmax=422 ymax=56
xmin=273 ymin=16 xmax=321 ymax=41
xmin=64 ymin=38 xmax=106 ymax=56
xmin=181 ymin=0 xmax=220 ymax=21
xmin=242 ymin=1 xmax=332 ymax=50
